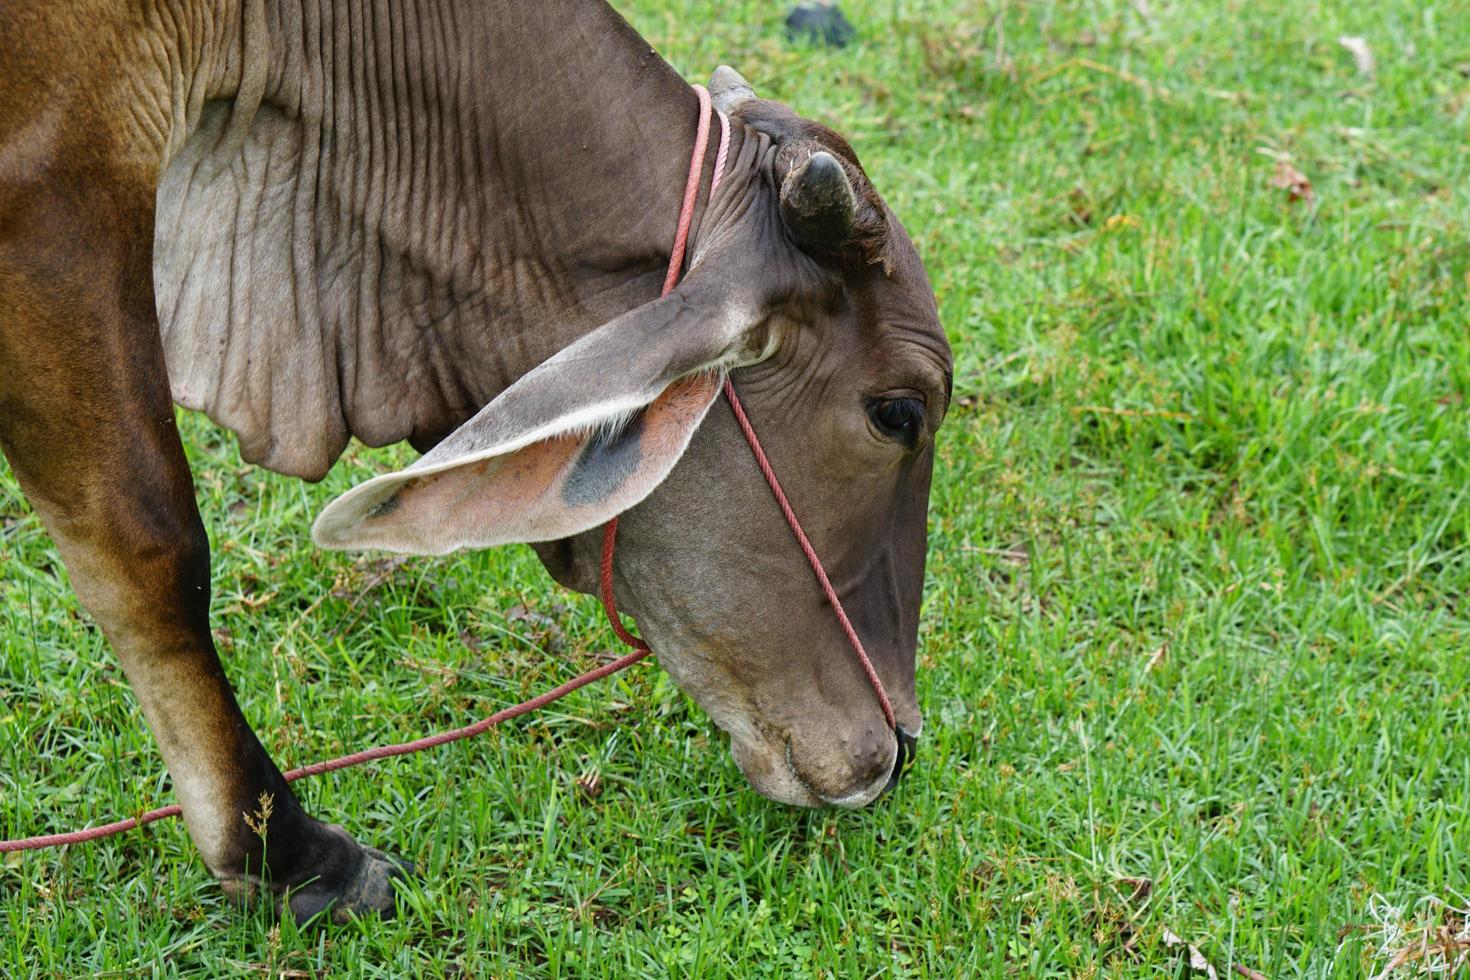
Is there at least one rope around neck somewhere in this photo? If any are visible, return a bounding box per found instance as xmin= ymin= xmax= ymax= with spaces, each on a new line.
xmin=0 ymin=82 xmax=890 ymax=855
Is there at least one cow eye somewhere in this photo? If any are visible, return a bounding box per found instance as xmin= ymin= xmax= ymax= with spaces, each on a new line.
xmin=867 ymin=396 xmax=926 ymax=447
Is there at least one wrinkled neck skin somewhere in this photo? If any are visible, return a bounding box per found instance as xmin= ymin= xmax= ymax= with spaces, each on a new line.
xmin=173 ymin=0 xmax=750 ymax=445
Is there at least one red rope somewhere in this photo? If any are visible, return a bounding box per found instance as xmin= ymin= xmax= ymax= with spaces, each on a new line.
xmin=596 ymin=89 xmax=723 ymax=657
xmin=659 ymin=82 xmax=713 ymax=296
xmin=719 ymin=378 xmax=896 ymax=729
xmin=0 ymin=649 xmax=651 ymax=853
xmin=2 ymin=82 xmax=890 ymax=855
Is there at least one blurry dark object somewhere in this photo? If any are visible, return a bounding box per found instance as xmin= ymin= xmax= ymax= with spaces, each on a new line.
xmin=785 ymin=2 xmax=855 ymax=48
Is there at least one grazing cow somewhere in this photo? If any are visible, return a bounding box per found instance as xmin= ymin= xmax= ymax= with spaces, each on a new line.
xmin=0 ymin=0 xmax=951 ymax=921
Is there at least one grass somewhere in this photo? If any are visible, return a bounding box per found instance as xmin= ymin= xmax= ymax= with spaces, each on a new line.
xmin=4 ymin=0 xmax=1470 ymax=975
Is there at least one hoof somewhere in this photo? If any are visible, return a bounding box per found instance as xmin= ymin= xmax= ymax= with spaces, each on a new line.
xmin=219 ymin=823 xmax=415 ymax=926
xmin=284 ymin=825 xmax=415 ymax=926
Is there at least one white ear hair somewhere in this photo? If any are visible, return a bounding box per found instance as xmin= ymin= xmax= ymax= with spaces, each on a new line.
xmin=709 ymin=65 xmax=756 ymax=114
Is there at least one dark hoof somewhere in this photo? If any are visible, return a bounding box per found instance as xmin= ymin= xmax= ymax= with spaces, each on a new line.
xmin=219 ymin=823 xmax=415 ymax=926
xmin=284 ymin=826 xmax=415 ymax=926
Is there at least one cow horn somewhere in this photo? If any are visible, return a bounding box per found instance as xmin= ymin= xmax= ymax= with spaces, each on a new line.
xmin=779 ymin=150 xmax=857 ymax=249
xmin=709 ymin=65 xmax=756 ymax=113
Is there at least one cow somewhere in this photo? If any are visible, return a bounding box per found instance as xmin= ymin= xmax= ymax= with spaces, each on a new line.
xmin=0 ymin=0 xmax=951 ymax=922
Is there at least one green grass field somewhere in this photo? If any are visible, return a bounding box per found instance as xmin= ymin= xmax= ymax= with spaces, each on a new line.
xmin=4 ymin=0 xmax=1469 ymax=975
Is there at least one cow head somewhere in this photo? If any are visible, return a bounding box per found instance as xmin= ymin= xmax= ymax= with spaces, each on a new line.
xmin=314 ymin=68 xmax=951 ymax=808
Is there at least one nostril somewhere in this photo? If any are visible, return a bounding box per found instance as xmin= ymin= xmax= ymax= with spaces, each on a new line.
xmin=881 ymin=726 xmax=920 ymax=796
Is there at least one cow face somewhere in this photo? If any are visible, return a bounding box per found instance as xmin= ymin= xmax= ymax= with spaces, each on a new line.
xmin=315 ymin=69 xmax=950 ymax=809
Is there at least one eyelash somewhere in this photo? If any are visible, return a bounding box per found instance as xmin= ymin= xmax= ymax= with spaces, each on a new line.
xmin=867 ymin=397 xmax=926 ymax=448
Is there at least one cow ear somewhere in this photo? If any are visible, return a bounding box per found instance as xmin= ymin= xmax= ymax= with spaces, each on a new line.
xmin=312 ymin=271 xmax=760 ymax=555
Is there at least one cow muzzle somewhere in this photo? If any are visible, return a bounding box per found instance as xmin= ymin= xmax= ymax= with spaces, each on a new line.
xmin=728 ymin=720 xmax=919 ymax=809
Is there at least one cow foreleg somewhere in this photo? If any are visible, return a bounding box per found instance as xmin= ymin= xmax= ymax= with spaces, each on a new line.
xmin=0 ymin=192 xmax=408 ymax=924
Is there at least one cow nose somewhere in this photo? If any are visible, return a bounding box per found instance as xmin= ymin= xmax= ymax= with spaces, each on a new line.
xmin=881 ymin=726 xmax=919 ymax=796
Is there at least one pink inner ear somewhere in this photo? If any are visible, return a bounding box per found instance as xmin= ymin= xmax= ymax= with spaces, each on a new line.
xmin=358 ymin=372 xmax=723 ymax=551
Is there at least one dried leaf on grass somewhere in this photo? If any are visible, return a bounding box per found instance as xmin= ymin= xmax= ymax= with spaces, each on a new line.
xmin=1163 ymin=928 xmax=1219 ymax=978
xmin=575 ymin=768 xmax=603 ymax=799
xmin=1145 ymin=643 xmax=1168 ymax=672
xmin=1161 ymin=927 xmax=1269 ymax=979
xmin=1337 ymin=35 xmax=1376 ymax=77
xmin=1364 ymin=894 xmax=1470 ymax=978
xmin=1117 ymin=876 xmax=1153 ymax=903
xmin=1268 ymin=158 xmax=1315 ymax=205
xmin=1099 ymin=880 xmax=1266 ymax=979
